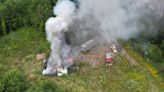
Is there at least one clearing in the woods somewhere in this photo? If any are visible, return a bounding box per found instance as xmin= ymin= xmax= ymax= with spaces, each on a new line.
xmin=0 ymin=28 xmax=163 ymax=92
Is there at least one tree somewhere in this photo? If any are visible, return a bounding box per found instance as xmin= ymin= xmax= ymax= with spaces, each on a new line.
xmin=160 ymin=40 xmax=164 ymax=57
xmin=0 ymin=0 xmax=55 ymax=34
xmin=1 ymin=16 xmax=6 ymax=35
xmin=147 ymin=44 xmax=162 ymax=62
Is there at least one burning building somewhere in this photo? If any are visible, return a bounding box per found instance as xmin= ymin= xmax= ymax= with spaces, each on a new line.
xmin=42 ymin=0 xmax=76 ymax=76
xmin=42 ymin=16 xmax=73 ymax=76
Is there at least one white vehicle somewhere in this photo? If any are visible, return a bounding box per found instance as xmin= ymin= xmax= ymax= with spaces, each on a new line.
xmin=111 ymin=44 xmax=118 ymax=53
xmin=81 ymin=38 xmax=97 ymax=52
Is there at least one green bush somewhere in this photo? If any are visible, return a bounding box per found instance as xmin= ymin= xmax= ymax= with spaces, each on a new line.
xmin=0 ymin=0 xmax=55 ymax=36
xmin=160 ymin=40 xmax=164 ymax=57
xmin=0 ymin=69 xmax=29 ymax=92
xmin=147 ymin=44 xmax=163 ymax=62
xmin=26 ymin=81 xmax=65 ymax=92
xmin=1 ymin=17 xmax=6 ymax=35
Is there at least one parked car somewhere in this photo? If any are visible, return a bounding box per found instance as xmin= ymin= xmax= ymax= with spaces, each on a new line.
xmin=111 ymin=44 xmax=118 ymax=53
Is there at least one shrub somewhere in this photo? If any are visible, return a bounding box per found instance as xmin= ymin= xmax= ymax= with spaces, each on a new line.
xmin=26 ymin=80 xmax=65 ymax=92
xmin=147 ymin=44 xmax=163 ymax=62
xmin=0 ymin=69 xmax=29 ymax=92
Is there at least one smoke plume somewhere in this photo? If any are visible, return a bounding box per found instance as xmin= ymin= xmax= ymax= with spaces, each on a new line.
xmin=43 ymin=0 xmax=164 ymax=75
xmin=42 ymin=0 xmax=76 ymax=75
xmin=69 ymin=0 xmax=164 ymax=42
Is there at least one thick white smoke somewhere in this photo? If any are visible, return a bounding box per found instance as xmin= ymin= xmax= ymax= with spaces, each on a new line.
xmin=45 ymin=17 xmax=68 ymax=42
xmin=54 ymin=0 xmax=76 ymax=19
xmin=42 ymin=0 xmax=76 ymax=75
xmin=43 ymin=0 xmax=164 ymax=75
xmin=72 ymin=0 xmax=164 ymax=41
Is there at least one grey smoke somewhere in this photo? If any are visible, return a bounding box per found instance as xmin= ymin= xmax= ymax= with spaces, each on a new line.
xmin=68 ymin=0 xmax=164 ymax=43
xmin=42 ymin=0 xmax=76 ymax=75
xmin=43 ymin=0 xmax=164 ymax=75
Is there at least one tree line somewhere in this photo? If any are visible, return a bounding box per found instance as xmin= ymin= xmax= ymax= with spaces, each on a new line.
xmin=136 ymin=16 xmax=164 ymax=63
xmin=0 ymin=0 xmax=57 ymax=36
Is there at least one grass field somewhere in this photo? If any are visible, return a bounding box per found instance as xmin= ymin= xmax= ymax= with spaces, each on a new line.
xmin=0 ymin=27 xmax=163 ymax=92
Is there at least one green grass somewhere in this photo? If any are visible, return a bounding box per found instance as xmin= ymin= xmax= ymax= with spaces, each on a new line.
xmin=123 ymin=43 xmax=164 ymax=91
xmin=0 ymin=27 xmax=163 ymax=92
xmin=0 ymin=27 xmax=50 ymax=74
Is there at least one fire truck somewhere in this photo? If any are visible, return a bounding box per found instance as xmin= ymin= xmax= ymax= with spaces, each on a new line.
xmin=105 ymin=52 xmax=113 ymax=66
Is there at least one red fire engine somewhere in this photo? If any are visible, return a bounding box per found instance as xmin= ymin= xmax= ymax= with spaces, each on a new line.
xmin=105 ymin=52 xmax=113 ymax=66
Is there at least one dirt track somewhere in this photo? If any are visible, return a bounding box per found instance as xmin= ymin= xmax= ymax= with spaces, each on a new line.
xmin=121 ymin=49 xmax=139 ymax=65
